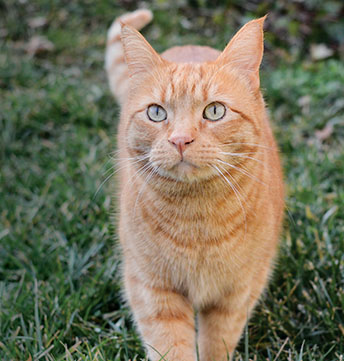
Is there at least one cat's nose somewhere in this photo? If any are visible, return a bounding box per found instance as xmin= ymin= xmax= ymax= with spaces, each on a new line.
xmin=168 ymin=135 xmax=195 ymax=158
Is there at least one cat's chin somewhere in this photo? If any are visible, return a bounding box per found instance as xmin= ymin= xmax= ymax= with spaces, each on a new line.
xmin=176 ymin=160 xmax=198 ymax=173
xmin=164 ymin=160 xmax=211 ymax=182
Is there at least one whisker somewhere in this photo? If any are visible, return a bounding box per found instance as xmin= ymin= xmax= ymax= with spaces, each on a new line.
xmin=217 ymin=163 xmax=245 ymax=196
xmin=212 ymin=164 xmax=247 ymax=237
xmin=99 ymin=150 xmax=134 ymax=177
xmin=104 ymin=160 xmax=153 ymax=202
xmin=109 ymin=153 xmax=149 ymax=164
xmin=104 ymin=154 xmax=150 ymax=177
xmin=216 ymin=159 xmax=267 ymax=187
xmin=221 ymin=152 xmax=257 ymax=155
xmin=223 ymin=142 xmax=274 ymax=151
xmin=127 ymin=160 xmax=153 ymax=188
xmin=93 ymin=170 xmax=117 ymax=200
xmin=219 ymin=152 xmax=264 ymax=165
xmin=133 ymin=165 xmax=159 ymax=219
xmin=94 ymin=154 xmax=150 ymax=199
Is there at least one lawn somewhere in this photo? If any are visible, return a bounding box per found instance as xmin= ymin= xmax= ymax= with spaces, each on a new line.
xmin=0 ymin=1 xmax=343 ymax=360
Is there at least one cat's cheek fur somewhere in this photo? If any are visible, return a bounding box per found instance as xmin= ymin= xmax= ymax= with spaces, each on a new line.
xmin=126 ymin=115 xmax=159 ymax=154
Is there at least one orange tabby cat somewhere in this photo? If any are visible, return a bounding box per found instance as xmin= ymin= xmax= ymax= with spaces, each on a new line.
xmin=105 ymin=9 xmax=284 ymax=361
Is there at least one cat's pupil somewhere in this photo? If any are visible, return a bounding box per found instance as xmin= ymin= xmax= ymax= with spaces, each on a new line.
xmin=156 ymin=106 xmax=159 ymax=116
xmin=214 ymin=105 xmax=217 ymax=115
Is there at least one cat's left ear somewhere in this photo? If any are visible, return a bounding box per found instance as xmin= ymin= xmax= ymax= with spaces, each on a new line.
xmin=216 ymin=16 xmax=266 ymax=91
xmin=121 ymin=24 xmax=164 ymax=79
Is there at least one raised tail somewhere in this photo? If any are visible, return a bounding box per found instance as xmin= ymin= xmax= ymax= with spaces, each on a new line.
xmin=105 ymin=9 xmax=153 ymax=104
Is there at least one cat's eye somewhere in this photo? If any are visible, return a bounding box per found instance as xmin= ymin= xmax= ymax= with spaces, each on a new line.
xmin=147 ymin=104 xmax=167 ymax=122
xmin=203 ymin=102 xmax=226 ymax=121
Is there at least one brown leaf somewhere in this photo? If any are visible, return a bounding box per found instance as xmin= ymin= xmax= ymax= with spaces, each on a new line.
xmin=315 ymin=124 xmax=333 ymax=141
xmin=26 ymin=35 xmax=54 ymax=56
xmin=28 ymin=16 xmax=47 ymax=29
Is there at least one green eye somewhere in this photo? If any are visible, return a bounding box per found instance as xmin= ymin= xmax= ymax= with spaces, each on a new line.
xmin=147 ymin=104 xmax=167 ymax=122
xmin=203 ymin=102 xmax=226 ymax=121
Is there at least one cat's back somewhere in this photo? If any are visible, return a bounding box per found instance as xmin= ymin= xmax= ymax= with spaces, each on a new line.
xmin=161 ymin=45 xmax=220 ymax=63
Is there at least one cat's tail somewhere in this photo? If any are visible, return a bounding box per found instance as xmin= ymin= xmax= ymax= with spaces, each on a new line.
xmin=105 ymin=9 xmax=153 ymax=104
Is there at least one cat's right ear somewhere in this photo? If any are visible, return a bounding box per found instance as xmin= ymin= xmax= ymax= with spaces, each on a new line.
xmin=121 ymin=24 xmax=164 ymax=79
xmin=216 ymin=16 xmax=266 ymax=91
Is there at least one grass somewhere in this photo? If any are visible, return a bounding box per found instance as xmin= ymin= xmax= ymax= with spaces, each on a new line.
xmin=1 ymin=1 xmax=343 ymax=360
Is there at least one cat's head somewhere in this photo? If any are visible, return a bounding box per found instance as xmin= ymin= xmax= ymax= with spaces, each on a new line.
xmin=120 ymin=17 xmax=266 ymax=183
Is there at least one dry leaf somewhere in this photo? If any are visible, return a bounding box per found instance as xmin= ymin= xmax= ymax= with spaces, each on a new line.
xmin=310 ymin=43 xmax=334 ymax=61
xmin=315 ymin=124 xmax=333 ymax=141
xmin=28 ymin=16 xmax=47 ymax=28
xmin=26 ymin=35 xmax=54 ymax=56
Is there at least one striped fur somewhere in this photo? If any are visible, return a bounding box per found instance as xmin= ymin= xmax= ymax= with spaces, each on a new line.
xmin=106 ymin=11 xmax=284 ymax=361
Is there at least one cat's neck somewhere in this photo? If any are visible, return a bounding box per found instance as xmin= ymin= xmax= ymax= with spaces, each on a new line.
xmin=130 ymin=168 xmax=253 ymax=247
xmin=141 ymin=171 xmax=236 ymax=205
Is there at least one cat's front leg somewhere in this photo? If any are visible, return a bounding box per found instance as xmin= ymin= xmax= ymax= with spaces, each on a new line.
xmin=124 ymin=267 xmax=196 ymax=361
xmin=198 ymin=285 xmax=253 ymax=361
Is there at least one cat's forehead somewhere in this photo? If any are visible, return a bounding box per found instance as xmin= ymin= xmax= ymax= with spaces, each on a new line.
xmin=152 ymin=63 xmax=220 ymax=107
xmin=134 ymin=62 xmax=244 ymax=112
xmin=165 ymin=63 xmax=210 ymax=102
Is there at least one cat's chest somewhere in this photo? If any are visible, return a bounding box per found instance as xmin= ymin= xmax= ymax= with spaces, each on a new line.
xmin=125 ymin=185 xmax=248 ymax=305
xmin=164 ymin=239 xmax=242 ymax=307
xmin=140 ymin=189 xmax=241 ymax=244
xmin=139 ymin=202 xmax=245 ymax=305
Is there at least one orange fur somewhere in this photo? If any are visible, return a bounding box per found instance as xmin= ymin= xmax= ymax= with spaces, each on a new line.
xmin=106 ymin=10 xmax=284 ymax=361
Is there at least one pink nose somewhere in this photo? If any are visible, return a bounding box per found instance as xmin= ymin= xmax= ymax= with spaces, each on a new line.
xmin=168 ymin=135 xmax=195 ymax=158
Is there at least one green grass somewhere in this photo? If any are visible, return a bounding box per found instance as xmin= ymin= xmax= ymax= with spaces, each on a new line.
xmin=1 ymin=1 xmax=343 ymax=360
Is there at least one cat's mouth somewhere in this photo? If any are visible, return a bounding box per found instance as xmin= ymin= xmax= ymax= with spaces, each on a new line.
xmin=178 ymin=159 xmax=199 ymax=168
xmin=171 ymin=159 xmax=200 ymax=178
